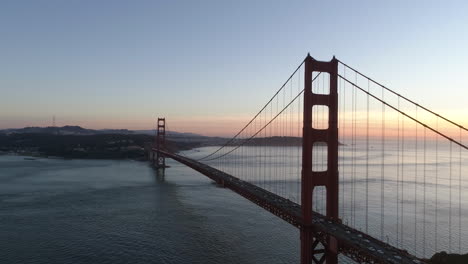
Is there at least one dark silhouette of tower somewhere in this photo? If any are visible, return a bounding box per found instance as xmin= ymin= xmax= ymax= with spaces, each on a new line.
xmin=154 ymin=117 xmax=167 ymax=168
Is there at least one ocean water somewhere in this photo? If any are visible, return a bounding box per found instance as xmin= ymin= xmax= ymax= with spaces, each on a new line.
xmin=2 ymin=140 xmax=467 ymax=263
xmin=0 ymin=155 xmax=298 ymax=264
xmin=185 ymin=142 xmax=468 ymax=259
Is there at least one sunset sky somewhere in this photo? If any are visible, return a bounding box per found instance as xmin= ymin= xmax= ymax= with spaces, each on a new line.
xmin=1 ymin=0 xmax=467 ymax=136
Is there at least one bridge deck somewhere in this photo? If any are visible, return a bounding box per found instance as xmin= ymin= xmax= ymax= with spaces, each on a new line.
xmin=154 ymin=149 xmax=425 ymax=264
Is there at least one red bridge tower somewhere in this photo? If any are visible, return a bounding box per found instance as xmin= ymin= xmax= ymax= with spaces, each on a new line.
xmin=301 ymin=55 xmax=339 ymax=264
xmin=154 ymin=117 xmax=167 ymax=169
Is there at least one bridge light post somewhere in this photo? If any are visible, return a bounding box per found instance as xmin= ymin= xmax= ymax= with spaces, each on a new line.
xmin=301 ymin=54 xmax=339 ymax=264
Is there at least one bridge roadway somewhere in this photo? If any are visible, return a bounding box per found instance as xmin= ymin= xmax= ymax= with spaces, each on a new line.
xmin=153 ymin=149 xmax=425 ymax=264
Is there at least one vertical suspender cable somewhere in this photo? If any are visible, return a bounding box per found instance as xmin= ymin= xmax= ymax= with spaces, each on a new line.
xmin=366 ymin=79 xmax=370 ymax=233
xmin=297 ymin=70 xmax=301 ymax=204
xmin=257 ymin=106 xmax=260 ymax=185
xmin=414 ymin=106 xmax=418 ymax=255
xmin=290 ymin=72 xmax=293 ymax=201
xmin=259 ymin=112 xmax=261 ymax=185
xmin=459 ymin=128 xmax=462 ymax=253
xmin=423 ymin=127 xmax=427 ymax=257
xmin=259 ymin=103 xmax=262 ymax=188
xmin=264 ymin=106 xmax=266 ymax=190
xmin=270 ymin=98 xmax=273 ymax=193
xmin=381 ymin=86 xmax=385 ymax=240
xmin=352 ymin=72 xmax=356 ymax=226
xmin=342 ymin=68 xmax=347 ymax=222
xmin=353 ymin=73 xmax=357 ymax=227
xmin=401 ymin=108 xmax=405 ymax=248
xmin=289 ymin=78 xmax=293 ymax=199
xmin=449 ymin=141 xmax=452 ymax=252
xmin=352 ymin=82 xmax=356 ymax=226
xmin=435 ymin=117 xmax=438 ymax=252
xmin=275 ymin=94 xmax=279 ymax=194
xmin=340 ymin=75 xmax=345 ymax=219
xmin=397 ymin=97 xmax=401 ymax=246
xmin=283 ymin=81 xmax=286 ymax=198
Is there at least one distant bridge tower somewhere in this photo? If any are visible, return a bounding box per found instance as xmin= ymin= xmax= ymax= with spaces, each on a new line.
xmin=154 ymin=117 xmax=167 ymax=168
xmin=301 ymin=55 xmax=339 ymax=264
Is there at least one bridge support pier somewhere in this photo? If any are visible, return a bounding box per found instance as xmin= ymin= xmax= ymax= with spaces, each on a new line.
xmin=301 ymin=54 xmax=339 ymax=264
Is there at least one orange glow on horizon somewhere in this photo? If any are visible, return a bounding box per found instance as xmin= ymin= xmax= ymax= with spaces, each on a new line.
xmin=2 ymin=109 xmax=466 ymax=139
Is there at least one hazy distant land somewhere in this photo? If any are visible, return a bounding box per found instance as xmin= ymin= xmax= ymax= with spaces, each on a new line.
xmin=0 ymin=126 xmax=319 ymax=160
xmin=0 ymin=126 xmax=209 ymax=159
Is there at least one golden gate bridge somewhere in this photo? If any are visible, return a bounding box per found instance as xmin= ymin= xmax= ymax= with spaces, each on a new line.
xmin=149 ymin=54 xmax=468 ymax=263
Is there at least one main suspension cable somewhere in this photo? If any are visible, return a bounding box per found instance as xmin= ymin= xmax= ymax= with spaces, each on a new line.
xmin=197 ymin=59 xmax=306 ymax=161
xmin=337 ymin=60 xmax=467 ymax=131
xmin=202 ymin=73 xmax=320 ymax=161
xmin=203 ymin=73 xmax=322 ymax=162
xmin=338 ymin=75 xmax=468 ymax=150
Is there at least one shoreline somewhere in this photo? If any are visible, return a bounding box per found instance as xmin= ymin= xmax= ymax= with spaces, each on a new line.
xmin=0 ymin=151 xmax=149 ymax=162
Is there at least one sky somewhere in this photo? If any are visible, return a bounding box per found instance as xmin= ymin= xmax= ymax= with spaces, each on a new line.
xmin=1 ymin=0 xmax=467 ymax=136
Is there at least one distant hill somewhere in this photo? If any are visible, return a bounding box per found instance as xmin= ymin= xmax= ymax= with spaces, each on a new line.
xmin=0 ymin=126 xmax=202 ymax=137
xmin=0 ymin=126 xmax=346 ymax=146
xmin=0 ymin=126 xmax=132 ymax=135
xmin=0 ymin=132 xmax=202 ymax=159
xmin=0 ymin=126 xmax=229 ymax=144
